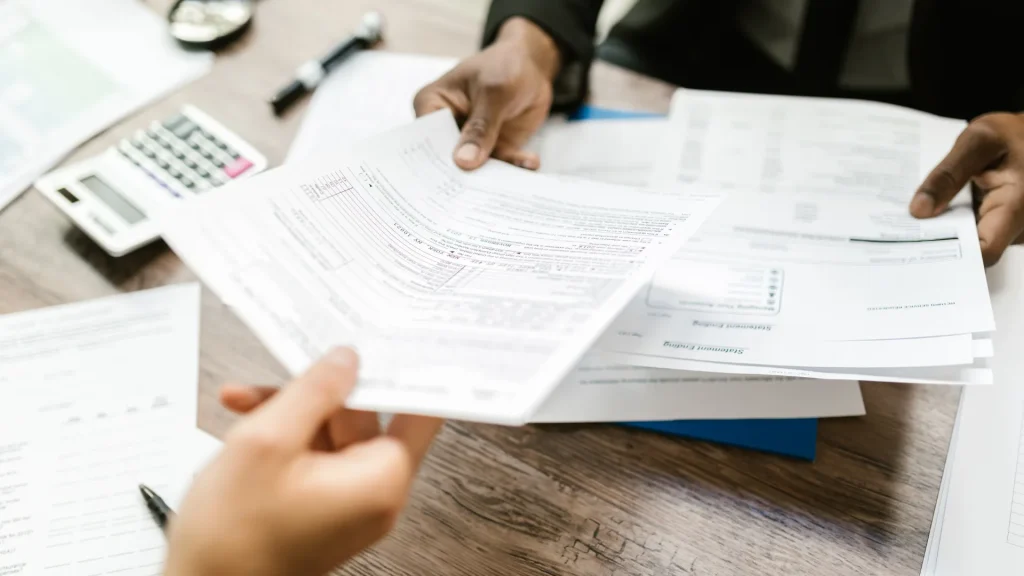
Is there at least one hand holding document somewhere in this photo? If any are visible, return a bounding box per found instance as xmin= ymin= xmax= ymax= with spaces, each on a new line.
xmin=0 ymin=285 xmax=200 ymax=576
xmin=594 ymin=89 xmax=996 ymax=385
xmin=160 ymin=109 xmax=720 ymax=424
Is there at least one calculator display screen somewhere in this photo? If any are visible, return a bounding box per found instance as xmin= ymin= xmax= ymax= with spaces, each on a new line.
xmin=80 ymin=175 xmax=146 ymax=225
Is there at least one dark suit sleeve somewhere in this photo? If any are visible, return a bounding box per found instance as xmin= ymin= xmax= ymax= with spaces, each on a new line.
xmin=483 ymin=0 xmax=605 ymax=110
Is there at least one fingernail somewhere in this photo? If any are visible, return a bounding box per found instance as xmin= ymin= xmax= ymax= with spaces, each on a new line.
xmin=520 ymin=156 xmax=540 ymax=170
xmin=455 ymin=143 xmax=480 ymax=165
xmin=910 ymin=193 xmax=935 ymax=217
xmin=325 ymin=347 xmax=358 ymax=368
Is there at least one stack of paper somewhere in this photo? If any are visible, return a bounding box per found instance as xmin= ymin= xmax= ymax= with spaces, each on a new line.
xmin=593 ymin=89 xmax=995 ymax=386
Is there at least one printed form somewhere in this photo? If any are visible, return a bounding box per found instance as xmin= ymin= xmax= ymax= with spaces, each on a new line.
xmin=160 ymin=110 xmax=720 ymax=424
xmin=0 ymin=284 xmax=200 ymax=576
xmin=597 ymin=89 xmax=994 ymax=376
xmin=923 ymin=247 xmax=1024 ymax=574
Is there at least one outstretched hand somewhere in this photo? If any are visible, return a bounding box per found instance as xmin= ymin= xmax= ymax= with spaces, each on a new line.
xmin=164 ymin=348 xmax=443 ymax=576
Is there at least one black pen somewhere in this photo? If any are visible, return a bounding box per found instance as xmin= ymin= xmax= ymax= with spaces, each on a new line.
xmin=139 ymin=483 xmax=175 ymax=531
xmin=270 ymin=12 xmax=385 ymax=116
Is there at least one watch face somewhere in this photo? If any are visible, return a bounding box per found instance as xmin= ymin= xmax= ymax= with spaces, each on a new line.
xmin=168 ymin=0 xmax=253 ymax=45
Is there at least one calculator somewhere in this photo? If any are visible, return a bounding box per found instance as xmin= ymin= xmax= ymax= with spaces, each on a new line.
xmin=34 ymin=105 xmax=268 ymax=256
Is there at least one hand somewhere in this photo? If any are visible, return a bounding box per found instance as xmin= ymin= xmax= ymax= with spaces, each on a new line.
xmin=911 ymin=113 xmax=1024 ymax=266
xmin=413 ymin=17 xmax=561 ymax=170
xmin=164 ymin=348 xmax=443 ymax=576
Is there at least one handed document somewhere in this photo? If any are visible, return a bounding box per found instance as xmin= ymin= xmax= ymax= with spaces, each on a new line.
xmin=161 ymin=110 xmax=720 ymax=424
xmin=0 ymin=284 xmax=200 ymax=576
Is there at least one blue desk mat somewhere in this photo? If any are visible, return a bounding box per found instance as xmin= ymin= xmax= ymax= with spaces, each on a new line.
xmin=567 ymin=104 xmax=819 ymax=461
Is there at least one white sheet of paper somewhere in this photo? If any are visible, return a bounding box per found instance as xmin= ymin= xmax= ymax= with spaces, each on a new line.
xmin=598 ymin=89 xmax=995 ymax=370
xmin=923 ymin=247 xmax=1024 ymax=574
xmin=286 ymin=52 xmax=456 ymax=164
xmin=0 ymin=284 xmax=200 ymax=576
xmin=1 ymin=0 xmax=212 ymax=211
xmin=161 ymin=110 xmax=720 ymax=424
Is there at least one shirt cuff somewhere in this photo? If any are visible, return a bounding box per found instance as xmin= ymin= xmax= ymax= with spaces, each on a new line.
xmin=482 ymin=1 xmax=597 ymax=111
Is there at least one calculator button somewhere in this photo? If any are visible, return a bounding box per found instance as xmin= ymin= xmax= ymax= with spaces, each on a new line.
xmin=163 ymin=114 xmax=189 ymax=130
xmin=184 ymin=158 xmax=199 ymax=170
xmin=196 ymin=167 xmax=211 ymax=179
xmin=117 ymin=144 xmax=140 ymax=165
xmin=171 ymin=122 xmax=197 ymax=140
xmin=210 ymin=156 xmax=225 ymax=168
xmin=224 ymin=158 xmax=253 ymax=178
xmin=179 ymin=176 xmax=194 ymax=189
xmin=156 ymin=158 xmax=170 ymax=170
xmin=168 ymin=166 xmax=182 ymax=179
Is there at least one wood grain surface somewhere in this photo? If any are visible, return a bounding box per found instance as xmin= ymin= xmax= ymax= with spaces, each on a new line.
xmin=0 ymin=1 xmax=959 ymax=574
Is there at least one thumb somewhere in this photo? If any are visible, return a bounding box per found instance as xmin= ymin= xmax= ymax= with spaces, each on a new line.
xmin=454 ymin=95 xmax=506 ymax=170
xmin=245 ymin=347 xmax=360 ymax=448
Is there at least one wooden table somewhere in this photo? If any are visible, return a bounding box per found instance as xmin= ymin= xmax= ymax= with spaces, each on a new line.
xmin=0 ymin=1 xmax=960 ymax=574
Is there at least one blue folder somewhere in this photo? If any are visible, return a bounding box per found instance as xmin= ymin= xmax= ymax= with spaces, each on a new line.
xmin=567 ymin=104 xmax=819 ymax=461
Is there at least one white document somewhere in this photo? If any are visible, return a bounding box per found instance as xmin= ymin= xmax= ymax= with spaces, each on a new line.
xmin=923 ymin=247 xmax=1024 ymax=574
xmin=598 ymin=89 xmax=994 ymax=373
xmin=161 ymin=110 xmax=720 ymax=424
xmin=0 ymin=0 xmax=212 ymax=211
xmin=286 ymin=52 xmax=456 ymax=164
xmin=0 ymin=284 xmax=201 ymax=576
